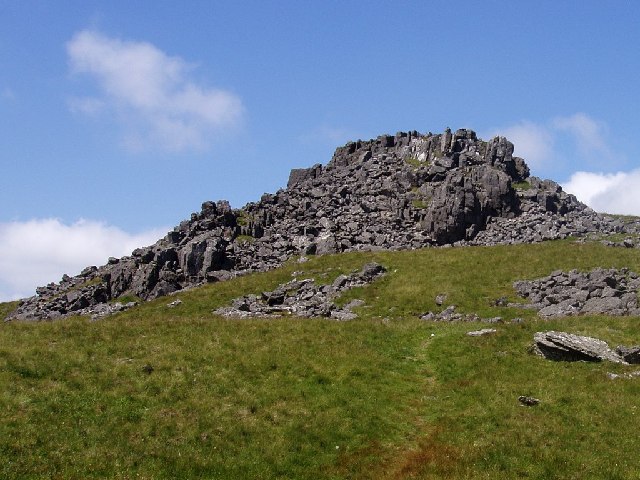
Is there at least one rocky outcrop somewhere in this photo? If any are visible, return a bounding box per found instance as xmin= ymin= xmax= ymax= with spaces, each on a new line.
xmin=420 ymin=305 xmax=505 ymax=323
xmin=513 ymin=268 xmax=640 ymax=317
xmin=7 ymin=127 xmax=635 ymax=321
xmin=533 ymin=331 xmax=628 ymax=363
xmin=213 ymin=262 xmax=385 ymax=319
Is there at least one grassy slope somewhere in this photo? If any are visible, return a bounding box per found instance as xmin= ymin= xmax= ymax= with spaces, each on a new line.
xmin=1 ymin=240 xmax=640 ymax=479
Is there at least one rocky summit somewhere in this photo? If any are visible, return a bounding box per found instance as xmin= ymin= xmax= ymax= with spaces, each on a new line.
xmin=7 ymin=128 xmax=634 ymax=321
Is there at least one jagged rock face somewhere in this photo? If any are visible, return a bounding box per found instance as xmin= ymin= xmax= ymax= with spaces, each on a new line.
xmin=237 ymin=128 xmax=545 ymax=255
xmin=6 ymin=128 xmax=630 ymax=321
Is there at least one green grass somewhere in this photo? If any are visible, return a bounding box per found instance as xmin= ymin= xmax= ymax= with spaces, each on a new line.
xmin=513 ymin=180 xmax=532 ymax=190
xmin=0 ymin=300 xmax=19 ymax=319
xmin=411 ymin=199 xmax=430 ymax=209
xmin=2 ymin=240 xmax=640 ymax=478
xmin=234 ymin=234 xmax=255 ymax=244
xmin=607 ymin=213 xmax=640 ymax=224
xmin=404 ymin=155 xmax=428 ymax=169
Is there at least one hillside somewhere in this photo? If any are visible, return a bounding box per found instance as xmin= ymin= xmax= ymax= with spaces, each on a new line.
xmin=2 ymin=240 xmax=640 ymax=478
xmin=2 ymin=127 xmax=640 ymax=478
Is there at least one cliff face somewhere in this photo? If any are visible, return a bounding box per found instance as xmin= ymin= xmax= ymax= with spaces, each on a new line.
xmin=7 ymin=128 xmax=627 ymax=320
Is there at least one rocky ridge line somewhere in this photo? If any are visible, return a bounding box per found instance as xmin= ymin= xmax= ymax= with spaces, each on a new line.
xmin=7 ymin=128 xmax=637 ymax=321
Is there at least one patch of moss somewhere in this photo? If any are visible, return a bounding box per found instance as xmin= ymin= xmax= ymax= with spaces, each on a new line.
xmin=513 ymin=181 xmax=532 ymax=190
xmin=412 ymin=199 xmax=430 ymax=209
xmin=236 ymin=212 xmax=250 ymax=227
xmin=109 ymin=295 xmax=140 ymax=305
xmin=235 ymin=234 xmax=255 ymax=244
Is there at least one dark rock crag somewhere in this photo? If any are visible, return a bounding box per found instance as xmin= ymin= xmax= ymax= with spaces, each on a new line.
xmin=7 ymin=128 xmax=631 ymax=320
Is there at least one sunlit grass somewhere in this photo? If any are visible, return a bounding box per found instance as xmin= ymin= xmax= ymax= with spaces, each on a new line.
xmin=1 ymin=240 xmax=640 ymax=478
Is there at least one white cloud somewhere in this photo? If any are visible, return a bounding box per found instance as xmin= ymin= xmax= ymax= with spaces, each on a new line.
xmin=562 ymin=170 xmax=640 ymax=215
xmin=66 ymin=29 xmax=243 ymax=152
xmin=0 ymin=219 xmax=167 ymax=301
xmin=489 ymin=113 xmax=624 ymax=176
xmin=489 ymin=120 xmax=555 ymax=169
xmin=489 ymin=115 xmax=640 ymax=214
xmin=553 ymin=113 xmax=613 ymax=160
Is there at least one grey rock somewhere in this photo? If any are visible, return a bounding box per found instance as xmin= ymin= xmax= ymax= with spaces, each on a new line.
xmin=518 ymin=396 xmax=540 ymax=406
xmin=435 ymin=294 xmax=447 ymax=306
xmin=514 ymin=268 xmax=640 ymax=317
xmin=615 ymin=345 xmax=640 ymax=364
xmin=11 ymin=126 xmax=637 ymax=322
xmin=467 ymin=328 xmax=497 ymax=337
xmin=213 ymin=262 xmax=385 ymax=319
xmin=533 ymin=331 xmax=627 ymax=364
xmin=607 ymin=370 xmax=640 ymax=380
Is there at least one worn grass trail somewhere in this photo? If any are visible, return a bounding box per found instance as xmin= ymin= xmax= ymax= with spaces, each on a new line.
xmin=1 ymin=240 xmax=640 ymax=479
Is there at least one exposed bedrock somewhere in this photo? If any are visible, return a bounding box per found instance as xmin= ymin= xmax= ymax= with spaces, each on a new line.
xmin=8 ymin=128 xmax=635 ymax=321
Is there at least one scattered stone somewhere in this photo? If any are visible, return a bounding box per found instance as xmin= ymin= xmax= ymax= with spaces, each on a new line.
xmin=518 ymin=395 xmax=540 ymax=406
xmin=167 ymin=299 xmax=183 ymax=308
xmin=533 ymin=331 xmax=627 ymax=364
xmin=467 ymin=328 xmax=497 ymax=337
xmin=513 ymin=268 xmax=640 ymax=318
xmin=213 ymin=263 xmax=385 ymax=319
xmin=435 ymin=294 xmax=447 ymax=306
xmin=420 ymin=305 xmax=503 ymax=323
xmin=607 ymin=370 xmax=640 ymax=380
xmin=493 ymin=296 xmax=508 ymax=307
xmin=89 ymin=301 xmax=137 ymax=321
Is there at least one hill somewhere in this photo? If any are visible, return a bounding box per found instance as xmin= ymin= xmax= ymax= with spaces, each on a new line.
xmin=4 ymin=128 xmax=631 ymax=321
xmin=2 ymin=128 xmax=640 ymax=478
xmin=2 ymin=240 xmax=640 ymax=478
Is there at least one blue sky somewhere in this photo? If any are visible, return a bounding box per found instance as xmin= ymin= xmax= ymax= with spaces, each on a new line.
xmin=1 ymin=0 xmax=639 ymax=300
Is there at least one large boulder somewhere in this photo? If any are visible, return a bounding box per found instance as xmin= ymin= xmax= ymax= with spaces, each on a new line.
xmin=533 ymin=331 xmax=627 ymax=364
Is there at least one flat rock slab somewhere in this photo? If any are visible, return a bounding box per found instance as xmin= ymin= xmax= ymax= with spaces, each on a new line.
xmin=467 ymin=328 xmax=497 ymax=337
xmin=533 ymin=331 xmax=627 ymax=364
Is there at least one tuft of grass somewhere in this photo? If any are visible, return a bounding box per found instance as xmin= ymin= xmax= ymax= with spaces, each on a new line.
xmin=235 ymin=234 xmax=255 ymax=244
xmin=109 ymin=294 xmax=140 ymax=305
xmin=0 ymin=301 xmax=20 ymax=321
xmin=2 ymin=240 xmax=640 ymax=478
xmin=411 ymin=198 xmax=430 ymax=209
xmin=513 ymin=181 xmax=532 ymax=190
xmin=606 ymin=213 xmax=640 ymax=224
